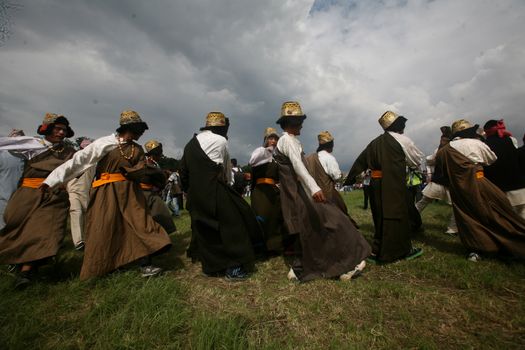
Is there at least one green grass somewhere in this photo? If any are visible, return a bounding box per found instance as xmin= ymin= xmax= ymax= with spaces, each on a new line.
xmin=1 ymin=191 xmax=524 ymax=349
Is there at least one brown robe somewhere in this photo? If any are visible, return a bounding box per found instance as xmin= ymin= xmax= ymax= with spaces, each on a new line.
xmin=81 ymin=143 xmax=172 ymax=280
xmin=434 ymin=144 xmax=525 ymax=257
xmin=0 ymin=146 xmax=75 ymax=264
xmin=275 ymin=150 xmax=371 ymax=282
xmin=305 ymin=152 xmax=359 ymax=229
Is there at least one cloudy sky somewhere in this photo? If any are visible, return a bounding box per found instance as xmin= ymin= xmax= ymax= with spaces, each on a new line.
xmin=1 ymin=0 xmax=524 ymax=169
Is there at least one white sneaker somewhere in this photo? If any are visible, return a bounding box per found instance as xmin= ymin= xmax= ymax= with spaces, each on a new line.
xmin=140 ymin=265 xmax=163 ymax=277
xmin=445 ymin=228 xmax=458 ymax=236
xmin=287 ymin=267 xmax=298 ymax=281
xmin=467 ymin=252 xmax=481 ymax=262
xmin=340 ymin=260 xmax=366 ymax=281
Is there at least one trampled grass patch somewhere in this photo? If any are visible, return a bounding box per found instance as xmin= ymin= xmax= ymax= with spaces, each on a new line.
xmin=1 ymin=191 xmax=524 ymax=349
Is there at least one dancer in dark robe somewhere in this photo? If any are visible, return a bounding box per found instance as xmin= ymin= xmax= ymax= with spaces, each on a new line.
xmin=249 ymin=127 xmax=285 ymax=253
xmin=0 ymin=114 xmax=75 ymax=288
xmin=141 ymin=139 xmax=177 ymax=233
xmin=344 ymin=111 xmax=423 ymax=263
xmin=305 ymin=131 xmax=359 ymax=228
xmin=433 ymin=119 xmax=525 ymax=260
xmin=43 ymin=110 xmax=172 ymax=280
xmin=179 ymin=112 xmax=262 ymax=280
xmin=482 ymin=120 xmax=525 ymax=220
xmin=274 ymin=101 xmax=370 ymax=282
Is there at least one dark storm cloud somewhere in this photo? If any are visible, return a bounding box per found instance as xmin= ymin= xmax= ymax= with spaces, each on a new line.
xmin=1 ymin=0 xmax=524 ymax=170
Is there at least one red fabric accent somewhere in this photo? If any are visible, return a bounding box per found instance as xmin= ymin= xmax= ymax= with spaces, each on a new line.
xmin=38 ymin=124 xmax=49 ymax=134
xmin=484 ymin=120 xmax=512 ymax=138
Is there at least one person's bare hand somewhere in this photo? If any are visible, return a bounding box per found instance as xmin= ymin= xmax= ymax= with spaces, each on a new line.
xmin=312 ymin=190 xmax=326 ymax=203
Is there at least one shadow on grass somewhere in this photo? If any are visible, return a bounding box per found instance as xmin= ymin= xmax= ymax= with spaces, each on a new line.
xmin=413 ymin=225 xmax=466 ymax=256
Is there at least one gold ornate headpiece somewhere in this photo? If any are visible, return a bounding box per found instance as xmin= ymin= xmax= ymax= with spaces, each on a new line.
xmin=451 ymin=119 xmax=475 ymax=135
xmin=378 ymin=111 xmax=400 ymax=130
xmin=120 ymin=110 xmax=144 ymax=125
xmin=43 ymin=113 xmax=63 ymax=125
xmin=38 ymin=112 xmax=74 ymax=137
xmin=280 ymin=101 xmax=304 ymax=117
xmin=144 ymin=139 xmax=161 ymax=153
xmin=264 ymin=127 xmax=279 ymax=139
xmin=318 ymin=131 xmax=334 ymax=144
xmin=205 ymin=112 xmax=227 ymax=127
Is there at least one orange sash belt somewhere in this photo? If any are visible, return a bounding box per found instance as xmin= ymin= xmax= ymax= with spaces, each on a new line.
xmin=92 ymin=173 xmax=127 ymax=188
xmin=476 ymin=170 xmax=484 ymax=179
xmin=21 ymin=178 xmax=45 ymax=188
xmin=139 ymin=183 xmax=154 ymax=190
xmin=370 ymin=170 xmax=383 ymax=179
xmin=256 ymin=178 xmax=277 ymax=185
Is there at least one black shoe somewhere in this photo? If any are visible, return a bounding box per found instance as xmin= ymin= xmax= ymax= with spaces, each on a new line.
xmin=14 ymin=271 xmax=32 ymax=290
xmin=74 ymin=241 xmax=85 ymax=251
xmin=225 ymin=266 xmax=249 ymax=281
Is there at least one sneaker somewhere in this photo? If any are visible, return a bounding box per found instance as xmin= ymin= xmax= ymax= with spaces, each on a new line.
xmin=444 ymin=228 xmax=458 ymax=237
xmin=225 ymin=266 xmax=249 ymax=281
xmin=405 ymin=247 xmax=423 ymax=260
xmin=140 ymin=265 xmax=163 ymax=278
xmin=467 ymin=252 xmax=481 ymax=262
xmin=366 ymin=254 xmax=379 ymax=265
xmin=340 ymin=260 xmax=366 ymax=281
xmin=14 ymin=271 xmax=32 ymax=290
xmin=287 ymin=267 xmax=299 ymax=281
xmin=74 ymin=241 xmax=85 ymax=251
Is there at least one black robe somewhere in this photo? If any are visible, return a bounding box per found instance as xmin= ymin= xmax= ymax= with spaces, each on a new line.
xmin=250 ymin=161 xmax=284 ymax=252
xmin=345 ymin=132 xmax=413 ymax=262
xmin=179 ymin=136 xmax=261 ymax=274
xmin=484 ymin=136 xmax=525 ymax=192
xmin=138 ymin=160 xmax=177 ymax=234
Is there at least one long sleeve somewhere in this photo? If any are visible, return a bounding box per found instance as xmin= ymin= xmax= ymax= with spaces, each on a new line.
xmin=223 ymin=144 xmax=232 ymax=185
xmin=344 ymin=147 xmax=368 ymax=186
xmin=317 ymin=150 xmax=342 ymax=181
xmin=0 ymin=136 xmax=50 ymax=160
xmin=277 ymin=133 xmax=320 ymax=196
xmin=44 ymin=134 xmax=118 ymax=187
xmin=450 ymin=139 xmax=497 ymax=166
xmin=249 ymin=146 xmax=273 ymax=167
xmin=388 ymin=132 xmax=424 ymax=168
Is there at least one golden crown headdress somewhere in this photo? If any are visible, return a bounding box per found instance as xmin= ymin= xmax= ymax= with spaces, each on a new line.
xmin=144 ymin=139 xmax=161 ymax=153
xmin=280 ymin=101 xmax=304 ymax=117
xmin=205 ymin=112 xmax=227 ymax=127
xmin=43 ymin=113 xmax=63 ymax=125
xmin=318 ymin=131 xmax=334 ymax=144
xmin=451 ymin=119 xmax=475 ymax=135
xmin=264 ymin=127 xmax=279 ymax=139
xmin=120 ymin=110 xmax=144 ymax=125
xmin=378 ymin=111 xmax=400 ymax=130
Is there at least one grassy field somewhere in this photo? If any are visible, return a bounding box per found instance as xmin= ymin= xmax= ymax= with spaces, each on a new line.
xmin=1 ymin=191 xmax=524 ymax=349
